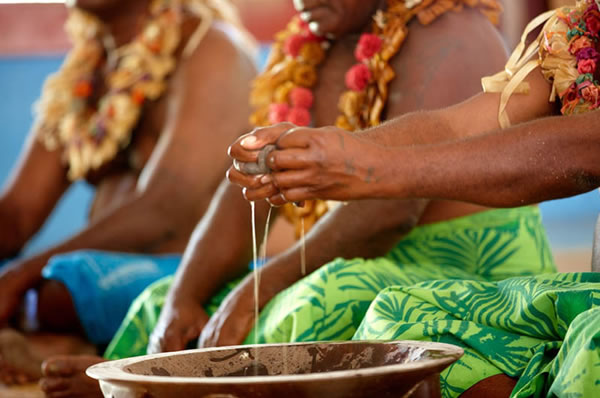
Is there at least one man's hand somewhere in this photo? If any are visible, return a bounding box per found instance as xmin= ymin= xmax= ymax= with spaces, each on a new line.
xmin=148 ymin=298 xmax=210 ymax=354
xmin=228 ymin=124 xmax=386 ymax=205
xmin=197 ymin=280 xmax=256 ymax=347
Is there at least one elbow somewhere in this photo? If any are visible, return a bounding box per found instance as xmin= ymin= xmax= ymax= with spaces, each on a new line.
xmin=572 ymin=169 xmax=600 ymax=193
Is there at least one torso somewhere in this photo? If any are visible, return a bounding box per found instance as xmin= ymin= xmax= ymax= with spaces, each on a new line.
xmin=84 ymin=16 xmax=202 ymax=253
xmin=311 ymin=8 xmax=500 ymax=227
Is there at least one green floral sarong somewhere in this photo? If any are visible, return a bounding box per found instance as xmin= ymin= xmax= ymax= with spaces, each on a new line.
xmin=354 ymin=273 xmax=600 ymax=398
xmin=106 ymin=206 xmax=555 ymax=360
xmin=247 ymin=206 xmax=556 ymax=344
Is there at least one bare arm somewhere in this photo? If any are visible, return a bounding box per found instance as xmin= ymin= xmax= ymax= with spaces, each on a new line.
xmin=380 ymin=109 xmax=600 ymax=206
xmin=3 ymin=27 xmax=256 ymax=293
xmin=0 ymin=131 xmax=70 ymax=258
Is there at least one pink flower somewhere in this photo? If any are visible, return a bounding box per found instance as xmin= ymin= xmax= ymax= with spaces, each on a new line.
xmin=345 ymin=64 xmax=372 ymax=92
xmin=354 ymin=33 xmax=383 ymax=62
xmin=581 ymin=84 xmax=600 ymax=105
xmin=578 ymin=58 xmax=597 ymax=74
xmin=289 ymin=87 xmax=314 ymax=109
xmin=268 ymin=103 xmax=290 ymax=124
xmin=284 ymin=34 xmax=306 ymax=58
xmin=287 ymin=107 xmax=311 ymax=126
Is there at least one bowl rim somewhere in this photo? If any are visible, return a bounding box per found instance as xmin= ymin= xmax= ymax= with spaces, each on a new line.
xmin=87 ymin=340 xmax=463 ymax=385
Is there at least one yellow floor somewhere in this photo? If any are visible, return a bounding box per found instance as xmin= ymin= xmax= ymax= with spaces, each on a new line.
xmin=0 ymin=384 xmax=43 ymax=398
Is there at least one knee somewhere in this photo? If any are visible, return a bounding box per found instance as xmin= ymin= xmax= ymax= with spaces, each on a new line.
xmin=37 ymin=280 xmax=82 ymax=333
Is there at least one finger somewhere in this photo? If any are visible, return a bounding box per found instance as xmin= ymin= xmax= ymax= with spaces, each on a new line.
xmin=229 ymin=124 xmax=296 ymax=161
xmin=267 ymin=148 xmax=314 ymax=171
xmin=276 ymin=127 xmax=313 ymax=149
xmin=243 ymin=184 xmax=280 ymax=202
xmin=228 ymin=136 xmax=260 ymax=163
xmin=227 ymin=167 xmax=265 ymax=190
xmin=270 ymin=170 xmax=315 ymax=189
xmin=280 ymin=188 xmax=317 ymax=203
xmin=246 ymin=123 xmax=296 ymax=149
xmin=39 ymin=376 xmax=69 ymax=393
xmin=267 ymin=193 xmax=289 ymax=206
xmin=158 ymin=329 xmax=186 ymax=353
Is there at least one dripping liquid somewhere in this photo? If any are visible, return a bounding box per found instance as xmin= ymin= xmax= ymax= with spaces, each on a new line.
xmin=300 ymin=218 xmax=306 ymax=276
xmin=250 ymin=203 xmax=273 ymax=375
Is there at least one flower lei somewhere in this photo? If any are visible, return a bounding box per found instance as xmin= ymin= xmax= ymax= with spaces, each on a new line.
xmin=551 ymin=0 xmax=600 ymax=114
xmin=249 ymin=0 xmax=502 ymax=237
xmin=483 ymin=0 xmax=600 ymax=127
xmin=34 ymin=0 xmax=236 ymax=181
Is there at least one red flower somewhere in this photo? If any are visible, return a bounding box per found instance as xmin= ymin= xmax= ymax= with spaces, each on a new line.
xmin=354 ymin=33 xmax=383 ymax=62
xmin=585 ymin=11 xmax=600 ymax=36
xmin=284 ymin=34 xmax=306 ymax=58
xmin=73 ymin=80 xmax=93 ymax=98
xmin=578 ymin=58 xmax=597 ymax=74
xmin=563 ymin=83 xmax=579 ymax=103
xmin=287 ymin=107 xmax=311 ymax=126
xmin=289 ymin=87 xmax=314 ymax=109
xmin=345 ymin=64 xmax=372 ymax=92
xmin=268 ymin=103 xmax=290 ymax=124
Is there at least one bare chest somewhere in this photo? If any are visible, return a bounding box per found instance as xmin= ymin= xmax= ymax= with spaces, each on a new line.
xmin=312 ymin=40 xmax=362 ymax=127
xmin=311 ymin=37 xmax=407 ymax=127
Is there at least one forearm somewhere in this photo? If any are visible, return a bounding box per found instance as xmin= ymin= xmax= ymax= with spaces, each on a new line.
xmin=12 ymin=190 xmax=198 ymax=285
xmin=167 ymin=180 xmax=272 ymax=305
xmin=251 ymin=198 xmax=427 ymax=306
xmin=389 ymin=111 xmax=600 ymax=207
xmin=0 ymin=200 xmax=27 ymax=258
xmin=359 ymin=109 xmax=461 ymax=147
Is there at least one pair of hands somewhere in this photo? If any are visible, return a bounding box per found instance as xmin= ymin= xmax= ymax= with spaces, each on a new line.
xmin=227 ymin=123 xmax=384 ymax=205
xmin=148 ymin=279 xmax=257 ymax=353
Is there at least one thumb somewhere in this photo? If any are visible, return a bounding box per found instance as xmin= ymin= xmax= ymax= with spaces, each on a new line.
xmin=241 ymin=123 xmax=296 ymax=150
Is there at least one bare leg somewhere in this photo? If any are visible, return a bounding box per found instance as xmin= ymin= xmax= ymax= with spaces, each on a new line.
xmin=40 ymin=356 xmax=105 ymax=398
xmin=0 ymin=280 xmax=94 ymax=386
xmin=36 ymin=280 xmax=84 ymax=335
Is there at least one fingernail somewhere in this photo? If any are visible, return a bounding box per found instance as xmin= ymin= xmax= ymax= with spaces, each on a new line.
xmin=241 ymin=136 xmax=257 ymax=147
xmin=299 ymin=11 xmax=311 ymax=22
xmin=261 ymin=175 xmax=272 ymax=184
xmin=308 ymin=21 xmax=321 ymax=34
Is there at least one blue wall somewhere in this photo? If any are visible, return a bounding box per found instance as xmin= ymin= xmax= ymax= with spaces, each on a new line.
xmin=0 ymin=57 xmax=94 ymax=256
xmin=0 ymin=56 xmax=598 ymax=257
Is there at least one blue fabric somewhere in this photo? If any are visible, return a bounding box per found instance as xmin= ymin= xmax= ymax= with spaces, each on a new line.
xmin=42 ymin=250 xmax=180 ymax=344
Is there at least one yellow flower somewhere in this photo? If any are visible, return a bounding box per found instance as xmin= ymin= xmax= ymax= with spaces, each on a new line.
xmin=335 ymin=115 xmax=354 ymax=130
xmin=338 ymin=91 xmax=365 ymax=118
xmin=299 ymin=42 xmax=325 ymax=65
xmin=274 ymin=81 xmax=296 ymax=103
xmin=293 ymin=64 xmax=318 ymax=87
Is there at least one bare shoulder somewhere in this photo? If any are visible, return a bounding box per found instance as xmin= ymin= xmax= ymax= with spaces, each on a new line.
xmin=176 ymin=23 xmax=257 ymax=89
xmin=387 ymin=8 xmax=508 ymax=115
